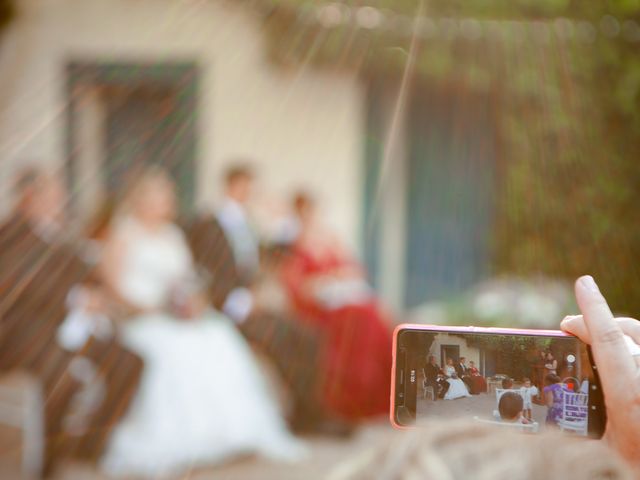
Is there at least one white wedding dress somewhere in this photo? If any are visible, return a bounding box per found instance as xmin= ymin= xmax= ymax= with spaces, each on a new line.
xmin=444 ymin=365 xmax=471 ymax=400
xmin=101 ymin=218 xmax=305 ymax=477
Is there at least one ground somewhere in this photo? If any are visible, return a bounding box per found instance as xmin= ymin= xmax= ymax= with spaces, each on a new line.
xmin=416 ymin=388 xmax=548 ymax=431
xmin=0 ymin=387 xmax=552 ymax=479
xmin=0 ymin=419 xmax=396 ymax=479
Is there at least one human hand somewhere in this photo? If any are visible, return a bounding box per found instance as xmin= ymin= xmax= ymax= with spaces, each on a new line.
xmin=560 ymin=275 xmax=640 ymax=470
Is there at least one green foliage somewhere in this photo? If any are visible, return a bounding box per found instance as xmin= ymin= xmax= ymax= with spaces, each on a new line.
xmin=462 ymin=333 xmax=551 ymax=355
xmin=262 ymin=1 xmax=640 ymax=315
xmin=463 ymin=334 xmax=548 ymax=379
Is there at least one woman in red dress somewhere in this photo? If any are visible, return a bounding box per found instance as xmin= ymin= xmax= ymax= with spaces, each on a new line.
xmin=468 ymin=360 xmax=487 ymax=394
xmin=280 ymin=192 xmax=393 ymax=420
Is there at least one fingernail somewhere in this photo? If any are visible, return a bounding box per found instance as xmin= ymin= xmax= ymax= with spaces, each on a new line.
xmin=579 ymin=275 xmax=600 ymax=294
xmin=561 ymin=315 xmax=579 ymax=325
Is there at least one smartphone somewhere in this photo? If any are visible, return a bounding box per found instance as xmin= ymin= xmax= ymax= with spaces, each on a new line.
xmin=391 ymin=325 xmax=606 ymax=438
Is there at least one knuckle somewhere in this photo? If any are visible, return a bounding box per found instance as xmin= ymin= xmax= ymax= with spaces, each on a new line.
xmin=597 ymin=327 xmax=624 ymax=346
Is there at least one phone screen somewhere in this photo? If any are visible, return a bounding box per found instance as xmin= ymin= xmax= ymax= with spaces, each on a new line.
xmin=393 ymin=327 xmax=606 ymax=438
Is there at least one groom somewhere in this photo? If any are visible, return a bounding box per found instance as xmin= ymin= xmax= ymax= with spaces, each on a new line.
xmin=455 ymin=357 xmax=473 ymax=391
xmin=186 ymin=163 xmax=343 ymax=433
xmin=424 ymin=355 xmax=449 ymax=399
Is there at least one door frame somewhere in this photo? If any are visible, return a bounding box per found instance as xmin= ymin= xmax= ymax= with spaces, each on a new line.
xmin=440 ymin=344 xmax=460 ymax=367
xmin=65 ymin=61 xmax=199 ymax=216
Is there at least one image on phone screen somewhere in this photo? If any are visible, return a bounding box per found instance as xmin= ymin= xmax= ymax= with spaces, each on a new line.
xmin=393 ymin=327 xmax=605 ymax=438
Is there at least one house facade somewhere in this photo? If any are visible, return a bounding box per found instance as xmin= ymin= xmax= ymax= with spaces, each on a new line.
xmin=0 ymin=0 xmax=364 ymax=244
xmin=0 ymin=0 xmax=498 ymax=313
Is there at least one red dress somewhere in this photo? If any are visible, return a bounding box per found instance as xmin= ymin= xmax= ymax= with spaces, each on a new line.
xmin=468 ymin=367 xmax=487 ymax=394
xmin=281 ymin=245 xmax=393 ymax=420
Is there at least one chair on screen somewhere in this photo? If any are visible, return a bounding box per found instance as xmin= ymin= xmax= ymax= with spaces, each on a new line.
xmin=473 ymin=416 xmax=539 ymax=434
xmin=580 ymin=380 xmax=589 ymax=394
xmin=495 ymin=388 xmax=525 ymax=408
xmin=487 ymin=374 xmax=508 ymax=394
xmin=558 ymin=391 xmax=588 ymax=435
xmin=421 ymin=369 xmax=435 ymax=401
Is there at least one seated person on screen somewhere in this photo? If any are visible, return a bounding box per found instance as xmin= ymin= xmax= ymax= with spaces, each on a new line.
xmin=443 ymin=358 xmax=471 ymax=400
xmin=454 ymin=357 xmax=472 ymax=391
xmin=499 ymin=391 xmax=531 ymax=425
xmin=520 ymin=378 xmax=538 ymax=421
xmin=423 ymin=355 xmax=450 ymax=400
xmin=467 ymin=360 xmax=487 ymax=394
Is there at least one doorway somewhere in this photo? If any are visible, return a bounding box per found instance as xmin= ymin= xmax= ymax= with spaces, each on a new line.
xmin=440 ymin=345 xmax=460 ymax=367
xmin=66 ymin=62 xmax=199 ymax=217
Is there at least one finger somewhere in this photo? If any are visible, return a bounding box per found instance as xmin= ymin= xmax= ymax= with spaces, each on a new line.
xmin=563 ymin=315 xmax=640 ymax=368
xmin=561 ymin=315 xmax=640 ymax=346
xmin=574 ymin=276 xmax=637 ymax=392
xmin=560 ymin=315 xmax=591 ymax=343
xmin=616 ymin=317 xmax=640 ymax=346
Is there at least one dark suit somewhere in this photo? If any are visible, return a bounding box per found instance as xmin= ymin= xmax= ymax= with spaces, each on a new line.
xmin=423 ymin=361 xmax=449 ymax=399
xmin=455 ymin=362 xmax=472 ymax=390
xmin=0 ymin=214 xmax=142 ymax=476
xmin=183 ymin=215 xmax=242 ymax=311
xmin=186 ymin=214 xmax=328 ymax=430
xmin=454 ymin=363 xmax=467 ymax=378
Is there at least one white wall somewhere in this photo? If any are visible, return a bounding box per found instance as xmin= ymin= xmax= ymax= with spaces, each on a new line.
xmin=429 ymin=333 xmax=481 ymax=367
xmin=0 ymin=0 xmax=365 ymax=249
xmin=375 ymin=89 xmax=408 ymax=312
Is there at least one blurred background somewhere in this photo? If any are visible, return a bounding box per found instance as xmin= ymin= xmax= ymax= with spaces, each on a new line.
xmin=0 ymin=0 xmax=638 ymax=478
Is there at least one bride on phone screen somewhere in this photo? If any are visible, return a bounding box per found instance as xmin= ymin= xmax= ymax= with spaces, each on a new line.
xmin=444 ymin=358 xmax=471 ymax=400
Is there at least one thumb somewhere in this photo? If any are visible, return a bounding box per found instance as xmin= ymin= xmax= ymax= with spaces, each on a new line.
xmin=574 ymin=275 xmax=635 ymax=392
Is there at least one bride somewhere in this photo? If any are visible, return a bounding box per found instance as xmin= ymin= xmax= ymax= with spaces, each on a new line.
xmin=444 ymin=358 xmax=471 ymax=400
xmin=99 ymin=168 xmax=305 ymax=477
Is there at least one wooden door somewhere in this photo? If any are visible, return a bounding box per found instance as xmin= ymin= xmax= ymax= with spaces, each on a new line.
xmin=67 ymin=62 xmax=198 ymax=215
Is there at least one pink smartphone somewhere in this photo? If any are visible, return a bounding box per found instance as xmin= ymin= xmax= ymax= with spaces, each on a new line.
xmin=391 ymin=324 xmax=606 ymax=438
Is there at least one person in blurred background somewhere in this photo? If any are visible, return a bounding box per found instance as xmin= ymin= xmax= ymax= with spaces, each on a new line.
xmin=100 ymin=167 xmax=304 ymax=477
xmin=188 ymin=164 xmax=258 ymax=317
xmin=188 ymin=164 xmax=341 ymax=434
xmin=280 ymin=191 xmax=393 ymax=420
xmin=0 ymin=168 xmax=143 ymax=477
